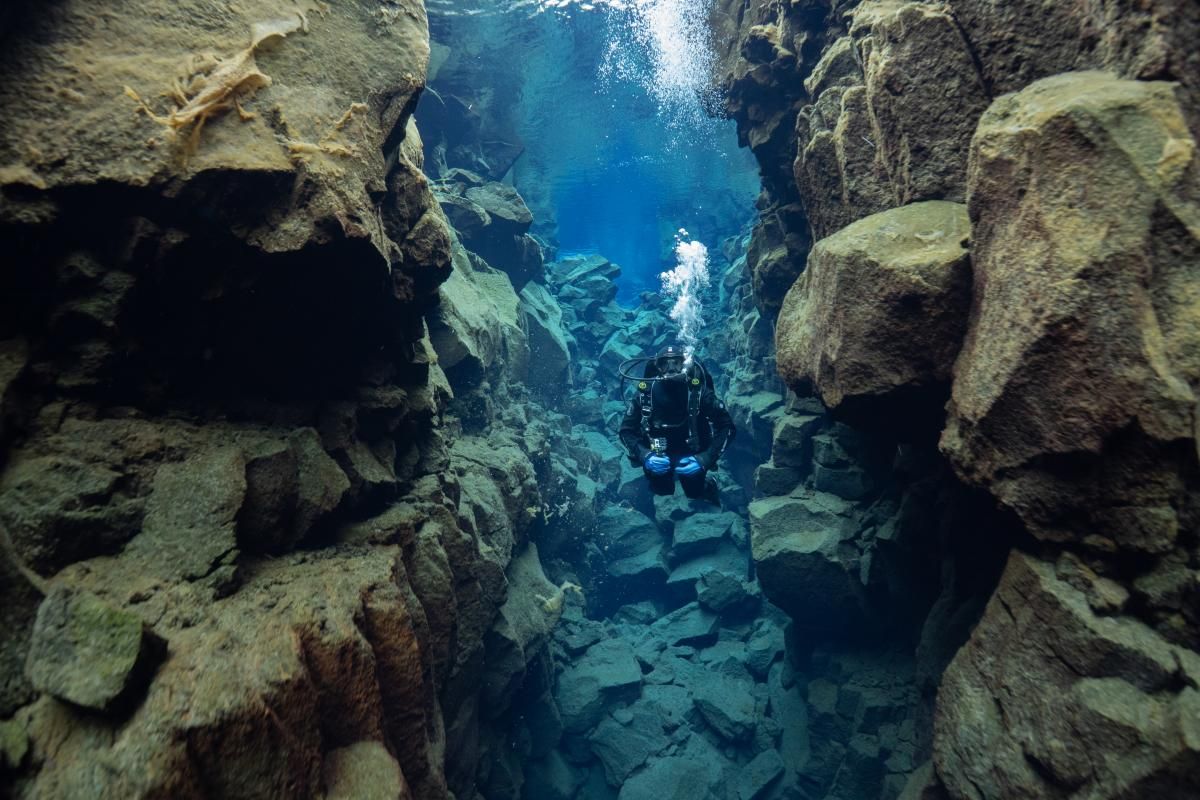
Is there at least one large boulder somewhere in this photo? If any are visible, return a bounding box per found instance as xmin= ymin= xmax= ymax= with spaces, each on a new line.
xmin=848 ymin=2 xmax=991 ymax=206
xmin=948 ymin=0 xmax=1200 ymax=130
xmin=122 ymin=447 xmax=247 ymax=587
xmin=464 ymin=183 xmax=533 ymax=236
xmin=519 ymin=282 xmax=572 ymax=391
xmin=0 ymin=453 xmax=142 ymax=575
xmin=428 ymin=245 xmax=529 ymax=388
xmin=588 ymin=708 xmax=671 ymax=785
xmin=322 ymin=742 xmax=411 ymax=800
xmin=942 ymin=72 xmax=1200 ymax=552
xmin=554 ymin=638 xmax=643 ymax=733
xmin=523 ymin=750 xmax=582 ymax=800
xmin=24 ymin=586 xmax=163 ymax=712
xmin=692 ymin=666 xmax=759 ymax=742
xmin=670 ymin=512 xmax=738 ymax=561
xmin=793 ymin=1 xmax=991 ymax=241
xmin=650 ymin=602 xmax=720 ymax=648
xmin=593 ymin=506 xmax=669 ymax=599
xmin=934 ymin=552 xmax=1200 ymax=799
xmin=439 ymin=182 xmax=542 ymax=289
xmin=794 ymin=46 xmax=891 ymax=242
xmin=749 ymin=490 xmax=868 ymax=631
xmin=735 ymin=749 xmax=785 ymax=800
xmin=776 ymin=201 xmax=972 ymax=412
xmin=616 ymin=755 xmax=723 ymax=800
xmin=20 ymin=547 xmax=449 ymax=799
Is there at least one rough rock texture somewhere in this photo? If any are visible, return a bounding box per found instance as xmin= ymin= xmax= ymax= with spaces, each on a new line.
xmin=433 ymin=178 xmax=545 ymax=290
xmin=750 ymin=490 xmax=866 ymax=631
xmin=1 ymin=520 xmax=43 ymax=711
xmin=0 ymin=2 xmax=583 ymax=798
xmin=936 ymin=552 xmax=1200 ymax=799
xmin=776 ymin=201 xmax=971 ymax=412
xmin=24 ymin=587 xmax=163 ymax=712
xmin=949 ymin=0 xmax=1200 ymax=139
xmin=715 ymin=4 xmax=1200 ymax=800
xmin=943 ymin=72 xmax=1200 ymax=551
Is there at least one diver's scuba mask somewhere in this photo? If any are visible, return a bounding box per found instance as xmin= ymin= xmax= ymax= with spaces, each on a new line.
xmin=655 ymin=351 xmax=687 ymax=382
xmin=657 ymin=357 xmax=686 ymax=381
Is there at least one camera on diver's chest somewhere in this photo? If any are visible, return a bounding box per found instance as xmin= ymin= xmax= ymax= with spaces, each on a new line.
xmin=650 ymin=437 xmax=668 ymax=455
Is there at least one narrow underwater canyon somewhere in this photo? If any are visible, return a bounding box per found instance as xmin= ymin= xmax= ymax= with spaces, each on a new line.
xmin=0 ymin=1 xmax=1198 ymax=799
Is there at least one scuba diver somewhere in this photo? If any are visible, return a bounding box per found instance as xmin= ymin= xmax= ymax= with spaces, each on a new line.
xmin=618 ymin=345 xmax=736 ymax=503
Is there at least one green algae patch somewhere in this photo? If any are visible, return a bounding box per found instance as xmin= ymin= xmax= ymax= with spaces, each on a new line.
xmin=0 ymin=718 xmax=29 ymax=770
xmin=24 ymin=586 xmax=162 ymax=712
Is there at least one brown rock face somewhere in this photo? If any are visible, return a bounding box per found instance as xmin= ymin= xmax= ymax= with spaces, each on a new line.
xmin=0 ymin=1 xmax=570 ymax=798
xmin=776 ymin=201 xmax=972 ymax=411
xmin=935 ymin=551 xmax=1200 ymax=799
xmin=947 ymin=0 xmax=1200 ymax=138
xmin=793 ymin=1 xmax=991 ymax=243
xmin=848 ymin=2 xmax=990 ymax=205
xmin=942 ymin=72 xmax=1200 ymax=551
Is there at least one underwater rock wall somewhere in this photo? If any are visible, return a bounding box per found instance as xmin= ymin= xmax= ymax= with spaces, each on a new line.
xmin=715 ymin=0 xmax=1200 ymax=798
xmin=0 ymin=2 xmax=584 ymax=798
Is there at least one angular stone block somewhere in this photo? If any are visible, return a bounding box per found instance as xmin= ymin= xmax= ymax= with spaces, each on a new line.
xmin=944 ymin=72 xmax=1200 ymax=551
xmin=776 ymin=201 xmax=972 ymax=410
xmin=25 ymin=587 xmax=162 ymax=712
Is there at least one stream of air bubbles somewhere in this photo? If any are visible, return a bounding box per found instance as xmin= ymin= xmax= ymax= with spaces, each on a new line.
xmin=660 ymin=230 xmax=711 ymax=359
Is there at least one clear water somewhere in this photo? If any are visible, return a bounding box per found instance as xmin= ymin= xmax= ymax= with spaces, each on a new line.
xmin=426 ymin=0 xmax=759 ymax=302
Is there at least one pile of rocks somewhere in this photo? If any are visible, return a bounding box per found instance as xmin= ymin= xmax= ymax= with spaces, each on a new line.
xmin=522 ymin=494 xmax=805 ymax=800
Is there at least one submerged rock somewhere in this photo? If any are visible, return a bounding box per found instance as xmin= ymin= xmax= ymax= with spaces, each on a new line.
xmin=122 ymin=447 xmax=247 ymax=588
xmin=935 ymin=551 xmax=1200 ymax=799
xmin=943 ymin=72 xmax=1200 ymax=551
xmin=520 ymin=282 xmax=572 ymax=391
xmin=696 ymin=569 xmax=758 ymax=618
xmin=670 ymin=512 xmax=738 ymax=562
xmin=692 ymin=664 xmax=758 ymax=742
xmin=429 ymin=245 xmax=528 ymax=387
xmin=589 ymin=708 xmax=671 ymax=785
xmin=1 ymin=531 xmax=42 ymax=716
xmin=483 ymin=543 xmax=561 ymax=711
xmin=776 ymin=201 xmax=972 ymax=414
xmin=749 ymin=491 xmax=867 ymax=631
xmin=617 ymin=756 xmax=721 ymax=800
xmin=322 ymin=741 xmax=410 ymax=800
xmin=24 ymin=587 xmax=162 ymax=712
xmin=555 ymin=638 xmax=642 ymax=733
xmin=524 ymin=750 xmax=584 ymax=800
xmin=651 ymin=602 xmax=720 ymax=648
xmin=735 ymin=748 xmax=785 ymax=800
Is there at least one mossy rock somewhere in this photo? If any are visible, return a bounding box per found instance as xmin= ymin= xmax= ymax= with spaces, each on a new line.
xmin=0 ymin=718 xmax=29 ymax=771
xmin=24 ymin=587 xmax=162 ymax=713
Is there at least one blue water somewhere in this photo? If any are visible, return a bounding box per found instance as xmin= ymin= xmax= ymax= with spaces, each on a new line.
xmin=426 ymin=0 xmax=759 ymax=303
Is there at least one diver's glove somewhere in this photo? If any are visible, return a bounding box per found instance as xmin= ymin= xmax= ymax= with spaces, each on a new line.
xmin=644 ymin=453 xmax=672 ymax=475
xmin=676 ymin=456 xmax=704 ymax=476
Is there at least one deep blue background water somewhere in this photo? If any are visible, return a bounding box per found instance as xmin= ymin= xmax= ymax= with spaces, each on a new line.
xmin=426 ymin=0 xmax=759 ymax=303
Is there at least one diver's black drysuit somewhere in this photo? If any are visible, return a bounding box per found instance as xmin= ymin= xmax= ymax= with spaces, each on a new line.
xmin=618 ymin=368 xmax=736 ymax=499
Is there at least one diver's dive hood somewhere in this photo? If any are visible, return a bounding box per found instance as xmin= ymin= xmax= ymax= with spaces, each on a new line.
xmin=617 ymin=345 xmax=709 ymax=390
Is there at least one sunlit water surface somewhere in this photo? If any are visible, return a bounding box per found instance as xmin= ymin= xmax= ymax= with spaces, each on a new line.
xmin=425 ymin=0 xmax=759 ymax=301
